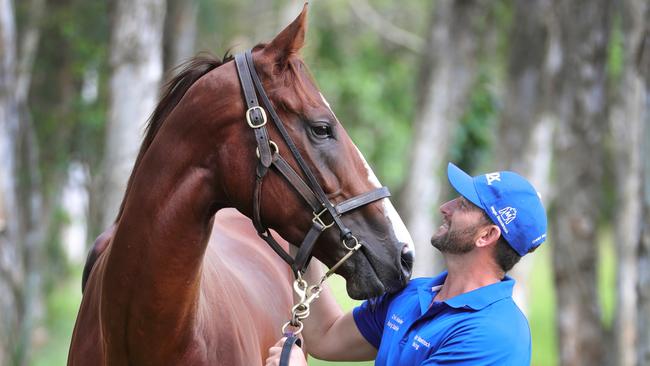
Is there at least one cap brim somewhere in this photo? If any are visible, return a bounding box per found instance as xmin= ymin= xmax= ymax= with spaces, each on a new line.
xmin=447 ymin=163 xmax=482 ymax=208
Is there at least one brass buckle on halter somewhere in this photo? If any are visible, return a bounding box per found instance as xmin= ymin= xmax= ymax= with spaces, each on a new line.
xmin=246 ymin=106 xmax=267 ymax=128
xmin=312 ymin=208 xmax=335 ymax=229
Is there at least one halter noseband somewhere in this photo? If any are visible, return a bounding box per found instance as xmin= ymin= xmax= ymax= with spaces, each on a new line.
xmin=234 ymin=50 xmax=391 ymax=279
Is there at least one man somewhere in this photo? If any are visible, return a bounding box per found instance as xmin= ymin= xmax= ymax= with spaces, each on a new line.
xmin=266 ymin=162 xmax=547 ymax=365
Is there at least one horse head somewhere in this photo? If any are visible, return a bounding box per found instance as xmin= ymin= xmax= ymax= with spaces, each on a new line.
xmin=207 ymin=5 xmax=413 ymax=299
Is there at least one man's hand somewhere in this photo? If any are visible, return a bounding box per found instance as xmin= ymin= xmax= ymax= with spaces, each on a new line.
xmin=265 ymin=338 xmax=308 ymax=366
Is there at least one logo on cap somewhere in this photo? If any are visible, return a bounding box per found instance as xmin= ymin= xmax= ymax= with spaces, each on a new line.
xmin=486 ymin=172 xmax=501 ymax=185
xmin=498 ymin=207 xmax=517 ymax=224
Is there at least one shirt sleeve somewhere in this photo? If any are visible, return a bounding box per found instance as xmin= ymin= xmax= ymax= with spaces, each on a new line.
xmin=352 ymin=294 xmax=394 ymax=349
xmin=419 ymin=317 xmax=531 ymax=366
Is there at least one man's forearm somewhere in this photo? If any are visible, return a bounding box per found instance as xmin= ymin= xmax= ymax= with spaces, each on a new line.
xmin=297 ymin=260 xmax=377 ymax=361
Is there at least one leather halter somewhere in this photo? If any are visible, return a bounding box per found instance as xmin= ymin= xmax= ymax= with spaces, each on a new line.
xmin=234 ymin=50 xmax=391 ymax=278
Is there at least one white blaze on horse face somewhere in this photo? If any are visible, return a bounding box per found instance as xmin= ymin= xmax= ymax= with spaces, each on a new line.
xmin=320 ymin=92 xmax=333 ymax=112
xmin=320 ymin=91 xmax=414 ymax=252
xmin=353 ymin=146 xmax=415 ymax=253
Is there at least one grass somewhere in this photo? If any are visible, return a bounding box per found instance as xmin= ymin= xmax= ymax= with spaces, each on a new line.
xmin=29 ymin=234 xmax=617 ymax=366
xmin=30 ymin=270 xmax=82 ymax=366
xmin=529 ymin=244 xmax=557 ymax=366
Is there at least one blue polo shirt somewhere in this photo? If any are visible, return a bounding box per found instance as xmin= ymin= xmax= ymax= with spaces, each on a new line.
xmin=353 ymin=272 xmax=531 ymax=365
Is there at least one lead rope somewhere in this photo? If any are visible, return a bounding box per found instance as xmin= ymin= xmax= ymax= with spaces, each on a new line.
xmin=280 ymin=236 xmax=361 ymax=366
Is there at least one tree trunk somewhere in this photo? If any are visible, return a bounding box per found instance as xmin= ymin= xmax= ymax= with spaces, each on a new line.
xmin=550 ymin=0 xmax=612 ymax=364
xmin=0 ymin=3 xmax=22 ymax=364
xmin=400 ymin=0 xmax=487 ymax=277
xmin=163 ymin=0 xmax=197 ymax=72
xmin=610 ymin=1 xmax=647 ymax=365
xmin=495 ymin=0 xmax=554 ymax=313
xmin=98 ymin=0 xmax=166 ymax=230
xmin=0 ymin=0 xmax=46 ymax=364
xmin=636 ymin=3 xmax=650 ymax=364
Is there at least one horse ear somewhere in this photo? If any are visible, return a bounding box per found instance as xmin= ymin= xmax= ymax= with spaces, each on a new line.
xmin=264 ymin=3 xmax=308 ymax=64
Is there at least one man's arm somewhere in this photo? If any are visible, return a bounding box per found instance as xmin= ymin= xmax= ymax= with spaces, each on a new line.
xmin=297 ymin=259 xmax=378 ymax=361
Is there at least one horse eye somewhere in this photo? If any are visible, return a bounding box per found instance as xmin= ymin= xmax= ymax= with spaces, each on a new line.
xmin=312 ymin=125 xmax=332 ymax=138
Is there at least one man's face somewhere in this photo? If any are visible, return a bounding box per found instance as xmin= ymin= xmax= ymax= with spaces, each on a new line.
xmin=430 ymin=196 xmax=488 ymax=254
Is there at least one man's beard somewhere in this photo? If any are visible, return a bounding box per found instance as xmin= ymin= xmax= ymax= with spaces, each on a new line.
xmin=431 ymin=226 xmax=477 ymax=254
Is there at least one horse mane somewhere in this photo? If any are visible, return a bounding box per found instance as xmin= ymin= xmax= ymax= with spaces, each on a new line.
xmin=114 ymin=52 xmax=233 ymax=222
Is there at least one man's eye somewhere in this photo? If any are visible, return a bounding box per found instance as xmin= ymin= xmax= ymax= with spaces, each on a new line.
xmin=312 ymin=125 xmax=332 ymax=138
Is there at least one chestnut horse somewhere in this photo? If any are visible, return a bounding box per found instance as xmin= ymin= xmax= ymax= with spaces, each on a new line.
xmin=69 ymin=6 xmax=413 ymax=365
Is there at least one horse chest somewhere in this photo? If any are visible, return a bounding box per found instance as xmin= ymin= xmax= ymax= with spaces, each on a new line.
xmin=194 ymin=210 xmax=296 ymax=364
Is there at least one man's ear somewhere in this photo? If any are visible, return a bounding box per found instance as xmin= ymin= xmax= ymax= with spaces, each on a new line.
xmin=263 ymin=3 xmax=308 ymax=66
xmin=476 ymin=225 xmax=501 ymax=248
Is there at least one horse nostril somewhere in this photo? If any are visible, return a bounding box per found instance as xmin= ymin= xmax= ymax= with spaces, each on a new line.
xmin=400 ymin=245 xmax=414 ymax=276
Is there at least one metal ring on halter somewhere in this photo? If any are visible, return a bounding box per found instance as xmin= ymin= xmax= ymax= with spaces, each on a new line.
xmin=256 ymin=141 xmax=279 ymax=159
xmin=246 ymin=106 xmax=267 ymax=128
xmin=282 ymin=320 xmax=304 ymax=336
xmin=342 ymin=235 xmax=360 ymax=251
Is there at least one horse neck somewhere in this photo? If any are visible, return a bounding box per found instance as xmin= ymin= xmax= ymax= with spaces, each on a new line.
xmin=101 ymin=116 xmax=228 ymax=348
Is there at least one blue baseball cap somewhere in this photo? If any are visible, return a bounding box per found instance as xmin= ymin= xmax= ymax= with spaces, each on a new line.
xmin=446 ymin=162 xmax=547 ymax=256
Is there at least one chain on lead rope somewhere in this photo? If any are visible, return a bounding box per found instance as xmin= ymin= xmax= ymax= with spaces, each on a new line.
xmin=281 ymin=235 xmax=361 ymax=337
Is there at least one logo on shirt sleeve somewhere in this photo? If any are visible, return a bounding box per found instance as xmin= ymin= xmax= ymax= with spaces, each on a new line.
xmin=386 ymin=314 xmax=403 ymax=332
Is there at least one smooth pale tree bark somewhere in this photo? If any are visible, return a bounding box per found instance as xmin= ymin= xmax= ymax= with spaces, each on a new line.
xmin=550 ymin=0 xmax=612 ymax=364
xmin=163 ymin=0 xmax=197 ymax=72
xmin=0 ymin=0 xmax=45 ymax=364
xmin=609 ymin=1 xmax=647 ymax=365
xmin=636 ymin=4 xmax=650 ymax=364
xmin=0 ymin=3 xmax=21 ymax=364
xmin=99 ymin=0 xmax=166 ymax=230
xmin=495 ymin=0 xmax=554 ymax=314
xmin=400 ymin=0 xmax=488 ymax=277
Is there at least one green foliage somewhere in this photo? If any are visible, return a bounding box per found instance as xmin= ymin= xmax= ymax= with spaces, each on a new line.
xmin=607 ymin=14 xmax=624 ymax=80
xmin=305 ymin=0 xmax=426 ymax=189
xmin=529 ymin=244 xmax=558 ymax=366
xmin=29 ymin=0 xmax=109 ymax=184
xmin=598 ymin=228 xmax=616 ymax=329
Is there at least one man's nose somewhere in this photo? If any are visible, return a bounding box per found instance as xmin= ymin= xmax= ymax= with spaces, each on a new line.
xmin=439 ymin=198 xmax=458 ymax=216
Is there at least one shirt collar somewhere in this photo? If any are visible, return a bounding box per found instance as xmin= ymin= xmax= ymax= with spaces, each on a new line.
xmin=417 ymin=271 xmax=515 ymax=313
